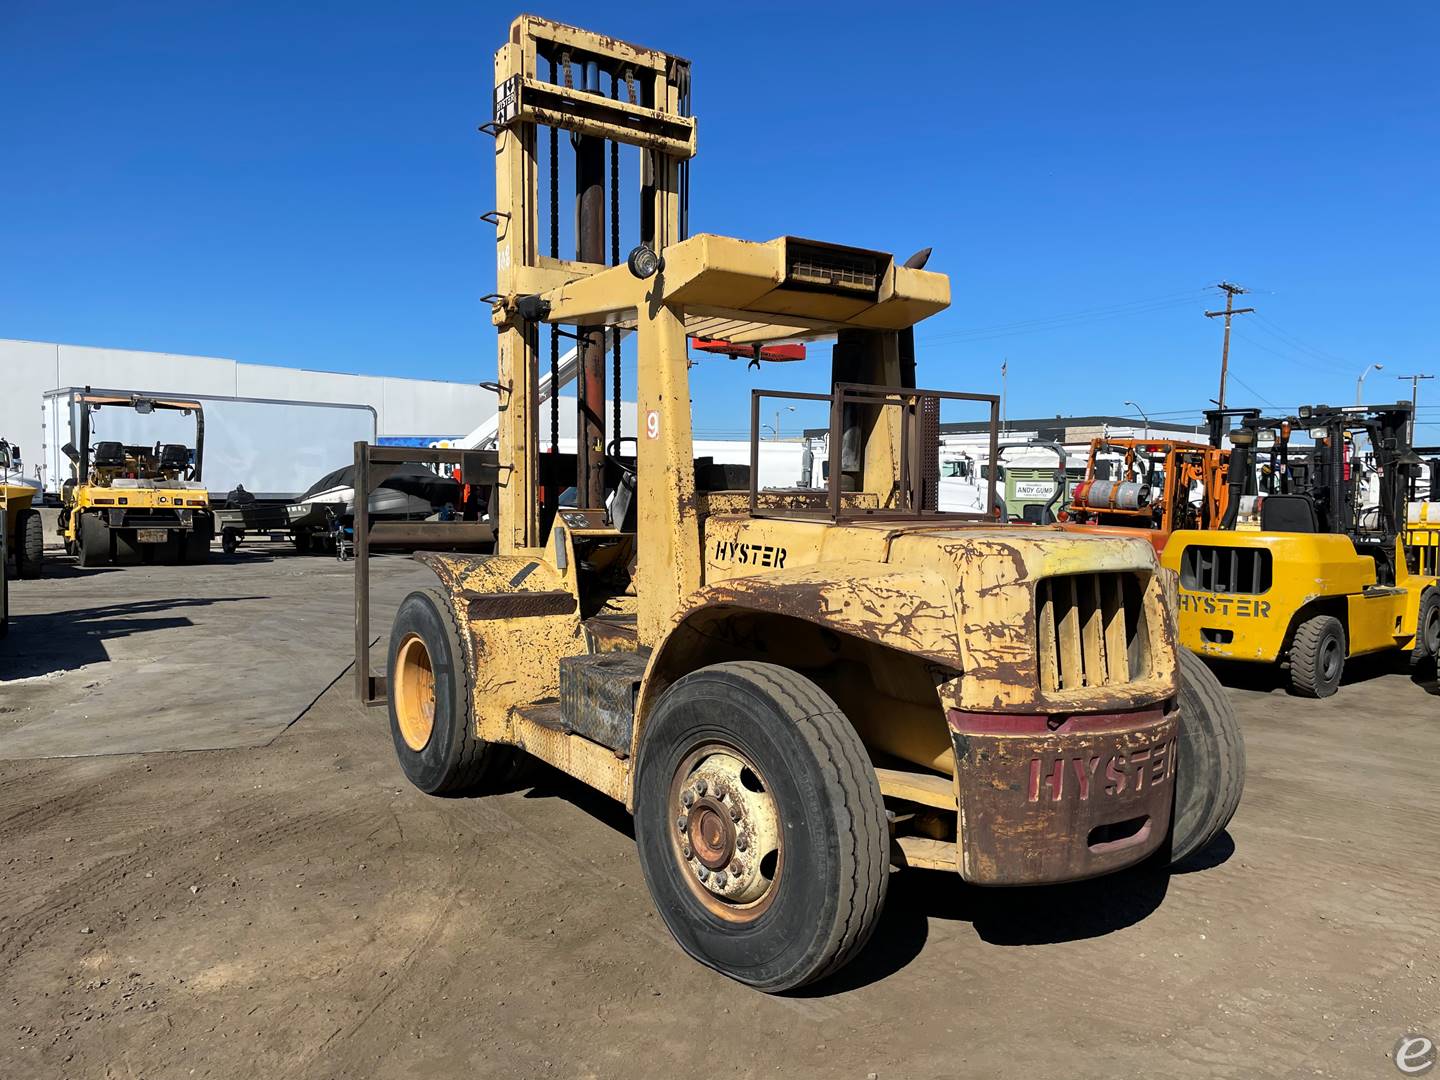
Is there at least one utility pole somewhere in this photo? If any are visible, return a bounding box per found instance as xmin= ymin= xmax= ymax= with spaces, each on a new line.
xmin=1204 ymin=282 xmax=1255 ymax=410
xmin=1396 ymin=373 xmax=1434 ymax=444
xmin=1000 ymin=358 xmax=1008 ymax=436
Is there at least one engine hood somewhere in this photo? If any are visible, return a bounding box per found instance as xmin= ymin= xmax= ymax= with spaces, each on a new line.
xmin=691 ymin=516 xmax=1178 ymax=713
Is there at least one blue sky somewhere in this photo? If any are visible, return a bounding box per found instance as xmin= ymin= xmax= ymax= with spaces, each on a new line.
xmin=2 ymin=2 xmax=1437 ymax=438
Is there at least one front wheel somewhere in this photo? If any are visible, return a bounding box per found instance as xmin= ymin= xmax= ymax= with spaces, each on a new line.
xmin=1289 ymin=614 xmax=1345 ymax=698
xmin=183 ymin=516 xmax=212 ymax=563
xmin=1410 ymin=587 xmax=1440 ymax=671
xmin=1169 ymin=650 xmax=1245 ymax=865
xmin=386 ymin=587 xmax=514 ymax=795
xmin=76 ymin=513 xmax=110 ymax=568
xmin=16 ymin=508 xmax=43 ymax=579
xmin=634 ymin=661 xmax=888 ymax=992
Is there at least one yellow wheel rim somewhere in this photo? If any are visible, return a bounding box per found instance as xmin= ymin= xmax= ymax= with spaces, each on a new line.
xmin=395 ymin=634 xmax=436 ymax=751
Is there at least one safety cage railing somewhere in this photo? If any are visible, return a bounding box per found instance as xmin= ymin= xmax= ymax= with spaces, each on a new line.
xmin=747 ymin=383 xmax=1000 ymax=523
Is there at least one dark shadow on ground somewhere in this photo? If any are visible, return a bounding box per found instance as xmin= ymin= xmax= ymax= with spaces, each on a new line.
xmin=1204 ymin=651 xmax=1423 ymax=696
xmin=18 ymin=558 xmax=123 ymax=580
xmin=520 ymin=764 xmax=637 ymax=840
xmin=0 ymin=596 xmax=268 ymax=679
xmin=1169 ymin=828 xmax=1236 ymax=874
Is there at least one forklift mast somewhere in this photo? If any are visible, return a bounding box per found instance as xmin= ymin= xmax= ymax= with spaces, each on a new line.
xmin=490 ymin=17 xmax=694 ymax=553
xmin=1219 ymin=403 xmax=1417 ymax=542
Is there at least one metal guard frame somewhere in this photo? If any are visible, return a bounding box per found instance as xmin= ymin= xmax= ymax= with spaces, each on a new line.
xmin=353 ymin=442 xmax=499 ymax=705
xmin=747 ymin=383 xmax=1001 ymax=523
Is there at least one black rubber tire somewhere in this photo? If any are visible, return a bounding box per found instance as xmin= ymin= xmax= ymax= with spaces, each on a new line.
xmin=292 ymin=531 xmax=311 ymax=554
xmin=1169 ymin=650 xmax=1246 ymax=865
xmin=76 ymin=513 xmax=110 ymax=567
xmin=1289 ymin=614 xmax=1345 ymax=698
xmin=387 ymin=587 xmax=508 ymax=795
xmin=634 ymin=661 xmax=889 ymax=993
xmin=15 ymin=509 xmax=43 ymax=579
xmin=1410 ymin=587 xmax=1440 ymax=671
xmin=222 ymin=528 xmax=240 ymax=555
xmin=114 ymin=529 xmax=145 ymax=565
xmin=183 ymin=515 xmax=212 ymax=563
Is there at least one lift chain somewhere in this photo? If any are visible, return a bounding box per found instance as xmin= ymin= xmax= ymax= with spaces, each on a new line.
xmin=548 ymin=58 xmax=561 ymax=459
xmin=610 ymin=72 xmax=622 ymax=450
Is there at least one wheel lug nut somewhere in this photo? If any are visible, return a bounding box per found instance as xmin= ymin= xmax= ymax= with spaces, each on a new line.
xmin=729 ymin=805 xmax=742 ymax=822
xmin=695 ymin=779 xmax=707 ymax=796
xmin=676 ymin=815 xmax=687 ymax=833
xmin=681 ymin=790 xmax=694 ymax=807
xmin=713 ymin=872 xmax=727 ymax=888
xmin=681 ymin=843 xmax=693 ymax=859
xmin=696 ymin=866 xmax=709 ymax=882
xmin=736 ymin=837 xmax=748 ymax=853
xmin=729 ymin=860 xmax=743 ymax=875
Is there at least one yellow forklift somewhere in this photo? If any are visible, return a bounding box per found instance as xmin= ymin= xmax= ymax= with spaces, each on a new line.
xmin=366 ymin=15 xmax=1244 ymax=992
xmin=58 ymin=390 xmax=215 ymax=567
xmin=1 ymin=438 xmax=43 ymax=579
xmin=1163 ymin=403 xmax=1440 ymax=696
xmin=0 ymin=487 xmax=10 ymax=638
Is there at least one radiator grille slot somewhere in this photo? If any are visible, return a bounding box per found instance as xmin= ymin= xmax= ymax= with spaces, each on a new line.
xmin=1180 ymin=545 xmax=1272 ymax=594
xmin=1036 ymin=573 xmax=1147 ymax=692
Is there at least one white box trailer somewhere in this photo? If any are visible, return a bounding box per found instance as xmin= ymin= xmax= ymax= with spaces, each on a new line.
xmin=42 ymin=387 xmax=376 ymax=503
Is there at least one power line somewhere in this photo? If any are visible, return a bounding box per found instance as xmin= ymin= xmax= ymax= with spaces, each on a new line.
xmin=921 ymin=287 xmax=1209 ymax=345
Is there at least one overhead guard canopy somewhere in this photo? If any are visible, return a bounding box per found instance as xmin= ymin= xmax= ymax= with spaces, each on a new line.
xmin=527 ymin=233 xmax=951 ymax=347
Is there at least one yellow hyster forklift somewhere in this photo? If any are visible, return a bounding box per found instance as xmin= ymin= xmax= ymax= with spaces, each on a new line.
xmin=377 ymin=15 xmax=1244 ymax=991
xmin=1 ymin=438 xmax=44 ymax=579
xmin=58 ymin=390 xmax=215 ymax=567
xmin=1164 ymin=403 xmax=1440 ymax=697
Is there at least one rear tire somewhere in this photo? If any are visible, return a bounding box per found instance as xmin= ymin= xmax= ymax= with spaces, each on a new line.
xmin=184 ymin=515 xmax=212 ymax=563
xmin=1169 ymin=650 xmax=1245 ymax=865
xmin=387 ymin=587 xmax=513 ymax=795
xmin=222 ymin=527 xmax=240 ymax=555
xmin=634 ymin=661 xmax=888 ymax=992
xmin=1289 ymin=615 xmax=1345 ymax=698
xmin=1410 ymin=587 xmax=1440 ymax=671
xmin=16 ymin=509 xmax=43 ymax=579
xmin=77 ymin=513 xmax=110 ymax=567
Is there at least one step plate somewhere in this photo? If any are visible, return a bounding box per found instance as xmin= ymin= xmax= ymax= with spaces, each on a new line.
xmin=558 ymin=652 xmax=648 ymax=755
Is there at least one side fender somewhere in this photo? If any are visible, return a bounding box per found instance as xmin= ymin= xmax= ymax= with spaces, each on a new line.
xmin=414 ymin=552 xmax=584 ymax=741
xmin=634 ymin=561 xmax=960 ymax=748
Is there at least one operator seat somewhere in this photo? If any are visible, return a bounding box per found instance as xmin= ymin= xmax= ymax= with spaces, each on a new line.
xmin=160 ymin=444 xmax=191 ymax=473
xmin=92 ymin=441 xmax=125 ymax=468
xmin=1260 ymin=494 xmax=1318 ymax=533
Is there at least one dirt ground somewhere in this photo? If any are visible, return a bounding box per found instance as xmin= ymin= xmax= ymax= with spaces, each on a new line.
xmin=2 ymin=551 xmax=1438 ymax=1079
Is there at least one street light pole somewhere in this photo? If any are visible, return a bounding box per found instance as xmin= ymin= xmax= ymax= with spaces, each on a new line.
xmin=773 ymin=405 xmax=795 ymax=440
xmin=1356 ymin=362 xmax=1384 ymax=405
xmin=1124 ymin=399 xmax=1151 ymax=440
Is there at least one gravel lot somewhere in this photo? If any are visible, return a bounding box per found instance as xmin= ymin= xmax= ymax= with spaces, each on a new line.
xmin=1 ymin=550 xmax=1437 ymax=1079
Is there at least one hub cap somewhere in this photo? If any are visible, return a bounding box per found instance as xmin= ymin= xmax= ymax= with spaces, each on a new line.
xmin=1321 ymin=635 xmax=1342 ymax=682
xmin=671 ymin=749 xmax=781 ymax=913
xmin=394 ymin=634 xmax=436 ymax=751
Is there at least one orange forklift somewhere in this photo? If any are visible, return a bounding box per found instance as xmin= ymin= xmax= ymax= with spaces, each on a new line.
xmin=1064 ymin=409 xmax=1255 ymax=552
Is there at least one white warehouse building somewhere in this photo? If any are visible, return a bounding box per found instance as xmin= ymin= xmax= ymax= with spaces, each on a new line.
xmin=0 ymin=338 xmax=497 ymax=471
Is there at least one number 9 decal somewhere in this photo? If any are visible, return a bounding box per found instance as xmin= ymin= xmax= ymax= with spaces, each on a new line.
xmin=645 ymin=410 xmax=660 ymax=440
